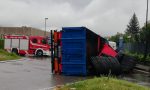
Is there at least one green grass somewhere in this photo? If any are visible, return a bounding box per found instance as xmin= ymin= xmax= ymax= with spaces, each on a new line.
xmin=60 ymin=77 xmax=150 ymax=90
xmin=0 ymin=49 xmax=21 ymax=61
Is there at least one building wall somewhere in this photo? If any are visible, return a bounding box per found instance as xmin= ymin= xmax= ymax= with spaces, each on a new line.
xmin=31 ymin=27 xmax=49 ymax=36
xmin=0 ymin=26 xmax=49 ymax=38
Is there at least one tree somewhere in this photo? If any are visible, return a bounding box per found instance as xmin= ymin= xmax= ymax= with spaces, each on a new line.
xmin=108 ymin=33 xmax=130 ymax=48
xmin=109 ymin=34 xmax=119 ymax=43
xmin=123 ymin=34 xmax=131 ymax=43
xmin=140 ymin=24 xmax=150 ymax=44
xmin=126 ymin=13 xmax=140 ymax=42
xmin=140 ymin=23 xmax=150 ymax=60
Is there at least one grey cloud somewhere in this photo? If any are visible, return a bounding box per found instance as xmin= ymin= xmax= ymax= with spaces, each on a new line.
xmin=0 ymin=0 xmax=149 ymax=36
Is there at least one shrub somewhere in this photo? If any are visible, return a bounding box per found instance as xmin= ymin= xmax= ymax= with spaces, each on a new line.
xmin=124 ymin=50 xmax=150 ymax=62
xmin=0 ymin=39 xmax=4 ymax=49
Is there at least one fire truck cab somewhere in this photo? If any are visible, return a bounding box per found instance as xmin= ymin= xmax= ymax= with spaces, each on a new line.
xmin=4 ymin=35 xmax=50 ymax=56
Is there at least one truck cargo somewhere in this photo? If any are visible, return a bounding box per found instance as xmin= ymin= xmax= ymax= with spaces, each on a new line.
xmin=50 ymin=27 xmax=136 ymax=76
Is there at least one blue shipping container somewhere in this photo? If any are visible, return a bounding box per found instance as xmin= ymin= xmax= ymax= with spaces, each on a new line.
xmin=61 ymin=27 xmax=100 ymax=76
xmin=61 ymin=27 xmax=87 ymax=75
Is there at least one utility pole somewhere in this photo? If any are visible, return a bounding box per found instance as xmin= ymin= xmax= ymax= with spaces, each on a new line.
xmin=44 ymin=18 xmax=48 ymax=36
xmin=143 ymin=0 xmax=149 ymax=60
xmin=146 ymin=0 xmax=148 ymax=30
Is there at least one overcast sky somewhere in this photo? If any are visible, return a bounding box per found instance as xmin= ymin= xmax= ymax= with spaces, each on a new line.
xmin=0 ymin=0 xmax=149 ymax=36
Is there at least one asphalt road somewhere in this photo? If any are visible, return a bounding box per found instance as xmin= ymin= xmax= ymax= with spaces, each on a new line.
xmin=0 ymin=57 xmax=149 ymax=90
xmin=0 ymin=57 xmax=86 ymax=90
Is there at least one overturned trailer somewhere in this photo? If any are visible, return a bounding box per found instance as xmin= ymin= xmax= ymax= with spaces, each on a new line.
xmin=50 ymin=27 xmax=136 ymax=76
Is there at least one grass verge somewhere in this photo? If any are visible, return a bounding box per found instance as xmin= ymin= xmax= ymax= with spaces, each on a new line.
xmin=59 ymin=77 xmax=150 ymax=90
xmin=0 ymin=49 xmax=21 ymax=61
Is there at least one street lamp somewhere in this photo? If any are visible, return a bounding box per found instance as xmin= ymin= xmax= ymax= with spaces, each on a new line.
xmin=44 ymin=18 xmax=48 ymax=36
xmin=146 ymin=0 xmax=148 ymax=28
xmin=144 ymin=0 xmax=149 ymax=58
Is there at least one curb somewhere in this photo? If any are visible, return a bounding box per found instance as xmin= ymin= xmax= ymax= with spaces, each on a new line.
xmin=134 ymin=69 xmax=150 ymax=74
xmin=39 ymin=82 xmax=80 ymax=90
xmin=134 ymin=64 xmax=150 ymax=72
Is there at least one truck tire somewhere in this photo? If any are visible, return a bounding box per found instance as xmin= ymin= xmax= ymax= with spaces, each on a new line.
xmin=120 ymin=55 xmax=136 ymax=73
xmin=107 ymin=57 xmax=121 ymax=75
xmin=12 ymin=48 xmax=18 ymax=55
xmin=91 ymin=56 xmax=121 ymax=75
xmin=97 ymin=56 xmax=110 ymax=74
xmin=91 ymin=56 xmax=104 ymax=75
xmin=36 ymin=50 xmax=43 ymax=57
xmin=116 ymin=51 xmax=125 ymax=63
xmin=99 ymin=57 xmax=110 ymax=74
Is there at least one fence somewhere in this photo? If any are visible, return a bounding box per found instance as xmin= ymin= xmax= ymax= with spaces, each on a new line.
xmin=123 ymin=43 xmax=150 ymax=54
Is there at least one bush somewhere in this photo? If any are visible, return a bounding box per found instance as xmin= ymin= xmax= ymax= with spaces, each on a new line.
xmin=124 ymin=50 xmax=150 ymax=62
xmin=0 ymin=39 xmax=4 ymax=49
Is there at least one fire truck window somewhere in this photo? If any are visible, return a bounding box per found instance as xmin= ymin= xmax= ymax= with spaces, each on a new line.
xmin=42 ymin=39 xmax=47 ymax=44
xmin=32 ymin=38 xmax=37 ymax=43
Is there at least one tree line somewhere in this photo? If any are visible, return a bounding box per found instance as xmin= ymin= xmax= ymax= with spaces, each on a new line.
xmin=109 ymin=13 xmax=150 ymax=60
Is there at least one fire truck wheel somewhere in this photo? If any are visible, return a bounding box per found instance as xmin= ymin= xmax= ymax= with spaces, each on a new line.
xmin=12 ymin=48 xmax=18 ymax=55
xmin=36 ymin=50 xmax=43 ymax=57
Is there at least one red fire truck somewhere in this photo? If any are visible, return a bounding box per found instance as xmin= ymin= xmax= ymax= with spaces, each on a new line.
xmin=4 ymin=35 xmax=50 ymax=56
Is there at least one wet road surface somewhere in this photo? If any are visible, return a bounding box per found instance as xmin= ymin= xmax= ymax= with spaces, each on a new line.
xmin=0 ymin=57 xmax=86 ymax=90
xmin=121 ymin=71 xmax=150 ymax=87
xmin=0 ymin=57 xmax=149 ymax=90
